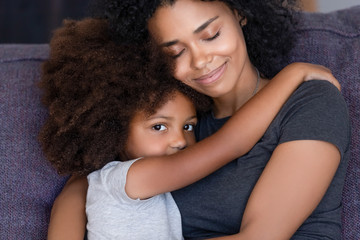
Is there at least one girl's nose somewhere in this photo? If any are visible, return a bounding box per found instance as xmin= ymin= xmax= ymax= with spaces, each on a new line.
xmin=170 ymin=131 xmax=187 ymax=150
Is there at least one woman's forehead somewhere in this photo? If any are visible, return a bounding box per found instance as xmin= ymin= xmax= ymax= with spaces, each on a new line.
xmin=148 ymin=1 xmax=231 ymax=38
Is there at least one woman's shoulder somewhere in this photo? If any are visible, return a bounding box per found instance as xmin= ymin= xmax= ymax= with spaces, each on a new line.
xmin=300 ymin=79 xmax=343 ymax=92
xmin=277 ymin=80 xmax=351 ymax=156
xmin=287 ymin=80 xmax=348 ymax=112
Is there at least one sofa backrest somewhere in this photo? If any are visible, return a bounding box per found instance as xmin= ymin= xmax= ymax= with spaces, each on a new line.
xmin=0 ymin=44 xmax=68 ymax=239
xmin=287 ymin=7 xmax=360 ymax=239
xmin=0 ymin=6 xmax=359 ymax=240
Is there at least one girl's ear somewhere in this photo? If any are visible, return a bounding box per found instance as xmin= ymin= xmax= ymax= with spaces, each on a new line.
xmin=233 ymin=9 xmax=247 ymax=27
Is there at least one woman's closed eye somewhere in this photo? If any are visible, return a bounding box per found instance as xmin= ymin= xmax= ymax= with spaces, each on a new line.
xmin=171 ymin=31 xmax=221 ymax=59
xmin=172 ymin=49 xmax=185 ymax=59
xmin=204 ymin=31 xmax=220 ymax=41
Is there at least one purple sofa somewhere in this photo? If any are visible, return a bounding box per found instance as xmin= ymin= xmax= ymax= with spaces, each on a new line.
xmin=1 ymin=7 xmax=359 ymax=239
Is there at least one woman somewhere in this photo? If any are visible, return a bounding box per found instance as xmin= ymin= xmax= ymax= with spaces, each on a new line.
xmin=50 ymin=0 xmax=350 ymax=239
xmin=96 ymin=0 xmax=350 ymax=239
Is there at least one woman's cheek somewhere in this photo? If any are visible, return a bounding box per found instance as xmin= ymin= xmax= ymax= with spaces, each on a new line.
xmin=173 ymin=61 xmax=188 ymax=84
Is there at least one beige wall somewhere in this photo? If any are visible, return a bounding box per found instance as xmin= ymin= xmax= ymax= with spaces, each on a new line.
xmin=317 ymin=0 xmax=360 ymax=12
xmin=301 ymin=0 xmax=360 ymax=12
xmin=301 ymin=0 xmax=317 ymax=12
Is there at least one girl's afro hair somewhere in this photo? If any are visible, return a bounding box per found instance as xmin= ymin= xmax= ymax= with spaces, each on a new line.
xmin=89 ymin=0 xmax=300 ymax=78
xmin=39 ymin=18 xmax=211 ymax=176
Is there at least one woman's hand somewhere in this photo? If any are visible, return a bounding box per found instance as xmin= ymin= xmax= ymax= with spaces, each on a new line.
xmin=48 ymin=175 xmax=88 ymax=240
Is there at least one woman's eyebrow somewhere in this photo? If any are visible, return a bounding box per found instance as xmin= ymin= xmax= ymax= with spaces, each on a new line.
xmin=193 ymin=16 xmax=219 ymax=34
xmin=160 ymin=16 xmax=219 ymax=47
xmin=160 ymin=40 xmax=178 ymax=47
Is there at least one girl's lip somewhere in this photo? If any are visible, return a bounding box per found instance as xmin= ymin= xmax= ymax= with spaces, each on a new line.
xmin=194 ymin=63 xmax=227 ymax=85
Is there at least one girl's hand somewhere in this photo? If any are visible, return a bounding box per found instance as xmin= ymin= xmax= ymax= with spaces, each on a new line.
xmin=284 ymin=62 xmax=341 ymax=90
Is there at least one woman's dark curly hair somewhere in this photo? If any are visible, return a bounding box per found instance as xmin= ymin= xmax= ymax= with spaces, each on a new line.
xmin=89 ymin=0 xmax=300 ymax=78
xmin=39 ymin=18 xmax=211 ymax=176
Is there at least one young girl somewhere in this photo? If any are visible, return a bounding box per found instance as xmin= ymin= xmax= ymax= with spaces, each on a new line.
xmin=40 ymin=18 xmax=340 ymax=239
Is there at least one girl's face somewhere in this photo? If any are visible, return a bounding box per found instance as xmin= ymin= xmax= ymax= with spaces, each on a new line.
xmin=148 ymin=0 xmax=252 ymax=99
xmin=125 ymin=91 xmax=197 ymax=159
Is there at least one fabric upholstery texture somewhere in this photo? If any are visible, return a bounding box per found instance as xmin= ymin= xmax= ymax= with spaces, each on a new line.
xmin=0 ymin=7 xmax=359 ymax=240
xmin=286 ymin=7 xmax=360 ymax=240
xmin=0 ymin=44 xmax=68 ymax=239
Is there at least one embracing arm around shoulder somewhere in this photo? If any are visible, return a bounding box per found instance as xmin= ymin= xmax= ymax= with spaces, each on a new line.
xmin=126 ymin=62 xmax=340 ymax=200
xmin=47 ymin=175 xmax=88 ymax=240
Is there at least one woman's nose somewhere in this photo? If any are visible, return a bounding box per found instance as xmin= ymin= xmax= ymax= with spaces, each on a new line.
xmin=190 ymin=45 xmax=212 ymax=69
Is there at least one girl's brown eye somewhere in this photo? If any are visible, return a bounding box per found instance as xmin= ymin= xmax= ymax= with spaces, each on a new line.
xmin=152 ymin=124 xmax=167 ymax=131
xmin=184 ymin=124 xmax=195 ymax=131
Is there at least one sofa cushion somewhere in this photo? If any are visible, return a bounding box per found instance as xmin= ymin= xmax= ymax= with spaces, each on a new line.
xmin=0 ymin=44 xmax=68 ymax=239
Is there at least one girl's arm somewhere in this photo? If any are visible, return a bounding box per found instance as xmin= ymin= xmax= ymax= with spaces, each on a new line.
xmin=126 ymin=62 xmax=340 ymax=199
xmin=47 ymin=175 xmax=88 ymax=240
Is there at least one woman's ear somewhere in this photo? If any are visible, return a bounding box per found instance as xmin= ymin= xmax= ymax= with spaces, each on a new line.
xmin=233 ymin=9 xmax=247 ymax=27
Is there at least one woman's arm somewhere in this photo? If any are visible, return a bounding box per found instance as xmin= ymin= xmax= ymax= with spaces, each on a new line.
xmin=126 ymin=62 xmax=340 ymax=199
xmin=239 ymin=140 xmax=340 ymax=240
xmin=47 ymin=175 xmax=88 ymax=240
xmin=207 ymin=141 xmax=341 ymax=240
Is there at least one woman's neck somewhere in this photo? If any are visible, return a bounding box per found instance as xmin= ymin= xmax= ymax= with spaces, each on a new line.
xmin=212 ymin=76 xmax=268 ymax=119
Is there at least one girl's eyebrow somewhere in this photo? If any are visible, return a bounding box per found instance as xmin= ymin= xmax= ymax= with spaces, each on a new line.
xmin=147 ymin=115 xmax=197 ymax=121
xmin=160 ymin=16 xmax=219 ymax=47
xmin=186 ymin=115 xmax=198 ymax=122
xmin=146 ymin=115 xmax=172 ymax=120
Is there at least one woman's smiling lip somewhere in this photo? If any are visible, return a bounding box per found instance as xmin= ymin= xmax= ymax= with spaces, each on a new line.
xmin=194 ymin=62 xmax=227 ymax=85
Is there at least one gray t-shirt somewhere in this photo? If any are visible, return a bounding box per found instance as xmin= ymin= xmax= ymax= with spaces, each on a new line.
xmin=172 ymin=80 xmax=351 ymax=239
xmin=86 ymin=159 xmax=184 ymax=240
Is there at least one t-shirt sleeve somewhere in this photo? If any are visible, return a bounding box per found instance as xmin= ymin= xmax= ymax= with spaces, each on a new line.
xmin=87 ymin=159 xmax=139 ymax=203
xmin=278 ymin=80 xmax=351 ymax=158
